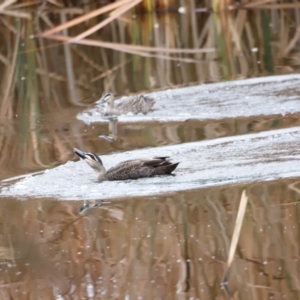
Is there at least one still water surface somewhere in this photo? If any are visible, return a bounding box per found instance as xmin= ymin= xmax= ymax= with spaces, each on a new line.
xmin=1 ymin=8 xmax=300 ymax=299
xmin=1 ymin=181 xmax=300 ymax=298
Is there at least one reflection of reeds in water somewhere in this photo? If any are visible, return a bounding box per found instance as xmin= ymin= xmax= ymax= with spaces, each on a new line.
xmin=1 ymin=179 xmax=300 ymax=297
xmin=1 ymin=3 xmax=300 ymax=177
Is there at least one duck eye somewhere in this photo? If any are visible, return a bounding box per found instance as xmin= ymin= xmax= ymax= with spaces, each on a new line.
xmin=87 ymin=153 xmax=102 ymax=164
xmin=86 ymin=154 xmax=96 ymax=161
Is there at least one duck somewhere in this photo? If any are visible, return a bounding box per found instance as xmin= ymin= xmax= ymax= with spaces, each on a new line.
xmin=96 ymin=92 xmax=156 ymax=116
xmin=73 ymin=148 xmax=179 ymax=182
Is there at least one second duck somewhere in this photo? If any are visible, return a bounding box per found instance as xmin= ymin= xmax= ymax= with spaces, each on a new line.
xmin=96 ymin=92 xmax=156 ymax=116
xmin=74 ymin=148 xmax=179 ymax=182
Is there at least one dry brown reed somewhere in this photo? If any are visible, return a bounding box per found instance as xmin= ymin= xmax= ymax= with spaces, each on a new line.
xmin=222 ymin=190 xmax=248 ymax=297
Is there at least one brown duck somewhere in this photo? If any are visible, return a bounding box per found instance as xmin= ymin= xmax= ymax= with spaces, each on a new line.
xmin=74 ymin=148 xmax=179 ymax=182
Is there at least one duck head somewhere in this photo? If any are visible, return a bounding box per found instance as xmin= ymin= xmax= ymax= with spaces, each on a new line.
xmin=96 ymin=92 xmax=114 ymax=106
xmin=74 ymin=148 xmax=106 ymax=178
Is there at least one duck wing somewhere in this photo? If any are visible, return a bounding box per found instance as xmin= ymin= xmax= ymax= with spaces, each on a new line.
xmin=116 ymin=95 xmax=156 ymax=115
xmin=137 ymin=95 xmax=156 ymax=114
xmin=105 ymin=159 xmax=152 ymax=180
xmin=141 ymin=157 xmax=179 ymax=176
xmin=105 ymin=157 xmax=179 ymax=181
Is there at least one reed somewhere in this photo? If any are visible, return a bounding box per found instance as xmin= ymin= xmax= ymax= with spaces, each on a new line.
xmin=222 ymin=190 xmax=248 ymax=297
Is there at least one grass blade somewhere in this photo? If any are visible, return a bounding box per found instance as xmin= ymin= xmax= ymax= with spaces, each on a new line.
xmin=222 ymin=190 xmax=248 ymax=297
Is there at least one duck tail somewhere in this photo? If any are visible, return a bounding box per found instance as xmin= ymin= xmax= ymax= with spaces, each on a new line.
xmin=147 ymin=97 xmax=156 ymax=106
xmin=154 ymin=162 xmax=180 ymax=175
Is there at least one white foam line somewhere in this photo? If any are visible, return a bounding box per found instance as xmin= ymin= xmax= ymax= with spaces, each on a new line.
xmin=77 ymin=74 xmax=300 ymax=124
xmin=171 ymin=73 xmax=300 ymax=91
xmin=2 ymin=124 xmax=300 ymax=200
xmin=1 ymin=170 xmax=46 ymax=184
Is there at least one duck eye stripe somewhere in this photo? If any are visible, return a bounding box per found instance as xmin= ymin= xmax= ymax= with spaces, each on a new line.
xmin=86 ymin=154 xmax=95 ymax=160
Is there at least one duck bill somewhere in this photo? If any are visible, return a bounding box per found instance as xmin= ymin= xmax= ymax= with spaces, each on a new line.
xmin=95 ymin=96 xmax=105 ymax=105
xmin=73 ymin=148 xmax=86 ymax=159
xmin=79 ymin=204 xmax=90 ymax=214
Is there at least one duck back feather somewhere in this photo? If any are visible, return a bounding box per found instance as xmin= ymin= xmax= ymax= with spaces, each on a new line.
xmin=105 ymin=157 xmax=178 ymax=181
xmin=116 ymin=95 xmax=155 ymax=115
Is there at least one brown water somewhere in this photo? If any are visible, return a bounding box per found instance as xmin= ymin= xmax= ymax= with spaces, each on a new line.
xmin=1 ymin=180 xmax=300 ymax=298
xmin=1 ymin=8 xmax=300 ymax=299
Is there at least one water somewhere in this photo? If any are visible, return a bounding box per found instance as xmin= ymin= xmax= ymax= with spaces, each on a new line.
xmin=1 ymin=7 xmax=300 ymax=299
xmin=1 ymin=181 xmax=300 ymax=298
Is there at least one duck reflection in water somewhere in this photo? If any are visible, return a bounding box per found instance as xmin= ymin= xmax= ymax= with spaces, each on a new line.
xmin=79 ymin=199 xmax=111 ymax=214
xmin=99 ymin=116 xmax=118 ymax=142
